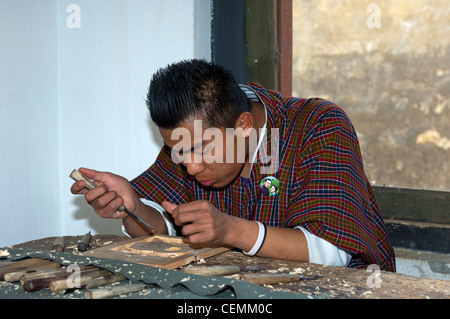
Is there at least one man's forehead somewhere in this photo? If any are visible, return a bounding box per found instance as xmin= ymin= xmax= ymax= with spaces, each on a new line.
xmin=160 ymin=123 xmax=215 ymax=151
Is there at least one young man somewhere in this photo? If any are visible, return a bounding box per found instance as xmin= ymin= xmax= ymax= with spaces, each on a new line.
xmin=71 ymin=59 xmax=395 ymax=271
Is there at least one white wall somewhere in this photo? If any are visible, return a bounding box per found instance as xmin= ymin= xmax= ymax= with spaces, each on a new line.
xmin=0 ymin=0 xmax=211 ymax=247
xmin=0 ymin=0 xmax=60 ymax=247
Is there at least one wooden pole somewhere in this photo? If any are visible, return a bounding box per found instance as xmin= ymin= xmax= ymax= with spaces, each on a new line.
xmin=84 ymin=283 xmax=149 ymax=299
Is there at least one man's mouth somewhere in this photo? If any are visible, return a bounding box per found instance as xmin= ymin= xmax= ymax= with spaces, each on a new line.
xmin=197 ymin=179 xmax=216 ymax=187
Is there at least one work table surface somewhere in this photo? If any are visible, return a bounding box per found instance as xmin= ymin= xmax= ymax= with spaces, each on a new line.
xmin=5 ymin=234 xmax=450 ymax=299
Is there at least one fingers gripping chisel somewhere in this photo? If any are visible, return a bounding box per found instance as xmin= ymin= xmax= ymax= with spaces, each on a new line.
xmin=70 ymin=169 xmax=154 ymax=231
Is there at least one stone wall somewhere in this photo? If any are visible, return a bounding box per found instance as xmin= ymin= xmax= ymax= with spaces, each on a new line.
xmin=292 ymin=0 xmax=450 ymax=191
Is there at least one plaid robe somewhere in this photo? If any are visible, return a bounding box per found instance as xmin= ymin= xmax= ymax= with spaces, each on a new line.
xmin=131 ymin=82 xmax=396 ymax=272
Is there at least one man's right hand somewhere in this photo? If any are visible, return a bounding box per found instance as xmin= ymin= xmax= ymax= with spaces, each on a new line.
xmin=70 ymin=167 xmax=138 ymax=220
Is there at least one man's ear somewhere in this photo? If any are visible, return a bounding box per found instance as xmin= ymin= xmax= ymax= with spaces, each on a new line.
xmin=235 ymin=112 xmax=254 ymax=138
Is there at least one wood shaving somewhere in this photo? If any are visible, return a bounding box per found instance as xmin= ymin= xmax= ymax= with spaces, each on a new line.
xmin=165 ymin=246 xmax=182 ymax=251
xmin=291 ymin=267 xmax=305 ymax=274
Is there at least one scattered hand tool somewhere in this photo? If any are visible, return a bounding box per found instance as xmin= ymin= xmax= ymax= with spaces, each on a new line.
xmin=242 ymin=273 xmax=323 ymax=285
xmin=3 ymin=261 xmax=61 ymax=282
xmin=49 ymin=267 xmax=114 ymax=293
xmin=84 ymin=282 xmax=152 ymax=299
xmin=0 ymin=258 xmax=55 ymax=280
xmin=21 ymin=266 xmax=97 ymax=292
xmin=84 ymin=273 xmax=126 ymax=289
xmin=77 ymin=231 xmax=92 ymax=252
xmin=70 ymin=169 xmax=154 ymax=231
xmin=52 ymin=236 xmax=65 ymax=252
xmin=1 ymin=256 xmax=134 ymax=296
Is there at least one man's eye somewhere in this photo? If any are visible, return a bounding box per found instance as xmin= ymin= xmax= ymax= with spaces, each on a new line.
xmin=200 ymin=144 xmax=213 ymax=155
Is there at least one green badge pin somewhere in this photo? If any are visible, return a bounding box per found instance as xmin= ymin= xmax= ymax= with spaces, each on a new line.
xmin=259 ymin=176 xmax=279 ymax=196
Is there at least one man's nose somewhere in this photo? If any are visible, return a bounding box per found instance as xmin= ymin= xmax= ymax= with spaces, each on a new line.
xmin=184 ymin=162 xmax=205 ymax=176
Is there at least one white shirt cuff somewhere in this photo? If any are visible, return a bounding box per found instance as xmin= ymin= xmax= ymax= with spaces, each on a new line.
xmin=295 ymin=225 xmax=351 ymax=267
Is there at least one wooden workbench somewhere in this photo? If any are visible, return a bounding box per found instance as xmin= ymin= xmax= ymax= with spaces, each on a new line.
xmin=5 ymin=234 xmax=450 ymax=299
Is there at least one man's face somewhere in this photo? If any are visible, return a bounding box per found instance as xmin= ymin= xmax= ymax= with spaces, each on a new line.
xmin=159 ymin=117 xmax=250 ymax=188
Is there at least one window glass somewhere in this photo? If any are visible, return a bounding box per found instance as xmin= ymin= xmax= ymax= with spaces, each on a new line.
xmin=292 ymin=1 xmax=450 ymax=191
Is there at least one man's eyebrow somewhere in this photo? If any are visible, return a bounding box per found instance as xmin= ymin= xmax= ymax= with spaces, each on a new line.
xmin=166 ymin=141 xmax=207 ymax=155
xmin=185 ymin=140 xmax=207 ymax=154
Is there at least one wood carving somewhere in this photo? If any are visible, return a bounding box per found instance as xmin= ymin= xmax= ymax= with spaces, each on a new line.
xmin=110 ymin=236 xmax=210 ymax=258
xmin=81 ymin=235 xmax=230 ymax=269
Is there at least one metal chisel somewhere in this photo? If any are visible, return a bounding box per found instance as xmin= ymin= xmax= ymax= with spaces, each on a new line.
xmin=70 ymin=169 xmax=154 ymax=231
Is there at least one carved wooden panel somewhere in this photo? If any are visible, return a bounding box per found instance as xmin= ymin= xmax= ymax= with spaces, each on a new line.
xmin=81 ymin=235 xmax=230 ymax=269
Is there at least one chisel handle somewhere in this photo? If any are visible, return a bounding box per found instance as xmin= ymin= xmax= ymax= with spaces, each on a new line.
xmin=78 ymin=231 xmax=92 ymax=252
xmin=70 ymin=169 xmax=98 ymax=190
